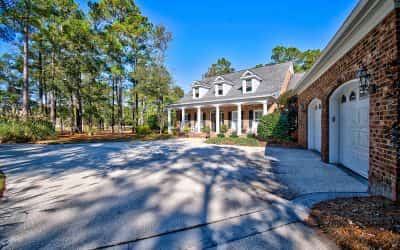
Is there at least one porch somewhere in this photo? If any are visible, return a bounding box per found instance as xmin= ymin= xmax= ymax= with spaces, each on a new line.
xmin=168 ymin=101 xmax=271 ymax=136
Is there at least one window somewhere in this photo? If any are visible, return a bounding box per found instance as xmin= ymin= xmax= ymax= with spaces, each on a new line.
xmin=217 ymin=84 xmax=223 ymax=96
xmin=245 ymin=79 xmax=252 ymax=92
xmin=341 ymin=95 xmax=347 ymax=103
xmin=194 ymin=88 xmax=199 ymax=98
xmin=349 ymin=91 xmax=356 ymax=101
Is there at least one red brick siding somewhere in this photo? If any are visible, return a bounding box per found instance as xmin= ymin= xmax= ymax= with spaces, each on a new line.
xmin=298 ymin=10 xmax=400 ymax=200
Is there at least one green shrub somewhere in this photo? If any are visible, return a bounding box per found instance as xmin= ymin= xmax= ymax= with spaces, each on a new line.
xmin=230 ymin=132 xmax=238 ymax=138
xmin=183 ymin=125 xmax=190 ymax=135
xmin=217 ymin=133 xmax=225 ymax=138
xmin=136 ymin=124 xmax=151 ymax=136
xmin=220 ymin=124 xmax=228 ymax=134
xmin=205 ymin=137 xmax=260 ymax=147
xmin=257 ymin=112 xmax=291 ymax=141
xmin=0 ymin=118 xmax=56 ymax=143
xmin=246 ymin=133 xmax=256 ymax=138
xmin=202 ymin=126 xmax=211 ymax=134
xmin=147 ymin=114 xmax=159 ymax=130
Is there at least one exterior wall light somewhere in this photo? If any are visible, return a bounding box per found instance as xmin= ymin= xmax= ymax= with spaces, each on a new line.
xmin=356 ymin=64 xmax=377 ymax=94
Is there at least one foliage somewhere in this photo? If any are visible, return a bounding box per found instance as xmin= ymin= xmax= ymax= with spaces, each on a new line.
xmin=220 ymin=124 xmax=228 ymax=134
xmin=270 ymin=46 xmax=321 ymax=72
xmin=204 ymin=57 xmax=234 ymax=77
xmin=205 ymin=137 xmax=260 ymax=147
xmin=0 ymin=0 xmax=183 ymax=136
xmin=229 ymin=132 xmax=238 ymax=138
xmin=136 ymin=124 xmax=151 ymax=136
xmin=202 ymin=126 xmax=211 ymax=134
xmin=183 ymin=125 xmax=190 ymax=135
xmin=246 ymin=133 xmax=256 ymax=139
xmin=147 ymin=114 xmax=159 ymax=130
xmin=257 ymin=112 xmax=291 ymax=142
xmin=217 ymin=133 xmax=225 ymax=138
xmin=0 ymin=117 xmax=56 ymax=142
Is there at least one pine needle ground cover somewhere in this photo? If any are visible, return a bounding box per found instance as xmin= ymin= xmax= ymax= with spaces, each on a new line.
xmin=306 ymin=196 xmax=400 ymax=250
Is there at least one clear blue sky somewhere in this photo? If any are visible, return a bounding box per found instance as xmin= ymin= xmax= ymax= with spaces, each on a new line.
xmin=1 ymin=0 xmax=358 ymax=92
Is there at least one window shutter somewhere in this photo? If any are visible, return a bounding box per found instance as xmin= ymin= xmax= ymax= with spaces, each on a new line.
xmin=195 ymin=111 xmax=197 ymax=121
xmin=228 ymin=111 xmax=232 ymax=128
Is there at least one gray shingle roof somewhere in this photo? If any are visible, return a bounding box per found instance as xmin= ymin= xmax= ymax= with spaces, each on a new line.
xmin=175 ymin=62 xmax=293 ymax=105
xmin=288 ymin=73 xmax=305 ymax=91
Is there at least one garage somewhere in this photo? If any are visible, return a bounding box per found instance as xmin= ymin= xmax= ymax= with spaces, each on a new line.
xmin=308 ymin=98 xmax=322 ymax=153
xmin=329 ymin=80 xmax=369 ymax=178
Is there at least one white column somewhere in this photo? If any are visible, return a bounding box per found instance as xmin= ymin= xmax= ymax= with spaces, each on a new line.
xmin=262 ymin=100 xmax=268 ymax=115
xmin=215 ymin=105 xmax=220 ymax=134
xmin=237 ymin=103 xmax=242 ymax=136
xmin=181 ymin=107 xmax=185 ymax=132
xmin=168 ymin=108 xmax=172 ymax=134
xmin=197 ymin=106 xmax=201 ymax=133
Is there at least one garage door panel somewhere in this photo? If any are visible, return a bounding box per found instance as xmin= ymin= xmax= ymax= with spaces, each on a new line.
xmin=338 ymin=89 xmax=369 ymax=178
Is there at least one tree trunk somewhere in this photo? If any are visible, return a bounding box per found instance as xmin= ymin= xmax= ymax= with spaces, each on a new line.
xmin=135 ymin=91 xmax=139 ymax=127
xmin=38 ymin=47 xmax=44 ymax=114
xmin=118 ymin=77 xmax=123 ymax=133
xmin=22 ymin=20 xmax=30 ymax=118
xmin=111 ymin=77 xmax=115 ymax=134
xmin=50 ymin=90 xmax=56 ymax=127
xmin=75 ymin=74 xmax=83 ymax=133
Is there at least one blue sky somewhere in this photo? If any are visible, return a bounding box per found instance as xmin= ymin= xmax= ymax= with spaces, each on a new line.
xmin=1 ymin=0 xmax=358 ymax=92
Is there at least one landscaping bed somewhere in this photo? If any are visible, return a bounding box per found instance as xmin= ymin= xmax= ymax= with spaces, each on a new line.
xmin=306 ymin=196 xmax=400 ymax=250
xmin=36 ymin=132 xmax=174 ymax=144
xmin=204 ymin=137 xmax=264 ymax=147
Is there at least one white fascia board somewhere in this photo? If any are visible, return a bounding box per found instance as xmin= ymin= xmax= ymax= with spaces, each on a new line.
xmin=296 ymin=0 xmax=396 ymax=94
xmin=169 ymin=94 xmax=275 ymax=108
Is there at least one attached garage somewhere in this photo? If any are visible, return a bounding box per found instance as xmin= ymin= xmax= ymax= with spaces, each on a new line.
xmin=329 ymin=80 xmax=369 ymax=178
xmin=295 ymin=0 xmax=400 ymax=201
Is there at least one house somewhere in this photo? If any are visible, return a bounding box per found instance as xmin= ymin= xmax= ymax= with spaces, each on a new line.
xmin=295 ymin=0 xmax=400 ymax=201
xmin=168 ymin=62 xmax=302 ymax=135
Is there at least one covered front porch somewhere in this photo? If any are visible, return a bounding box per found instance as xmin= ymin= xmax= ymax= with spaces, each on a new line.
xmin=168 ymin=99 xmax=272 ymax=136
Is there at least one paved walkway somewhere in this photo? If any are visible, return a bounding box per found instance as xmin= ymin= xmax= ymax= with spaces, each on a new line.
xmin=0 ymin=139 xmax=367 ymax=249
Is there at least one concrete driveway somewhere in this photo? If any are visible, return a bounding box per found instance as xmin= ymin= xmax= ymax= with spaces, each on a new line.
xmin=0 ymin=139 xmax=367 ymax=249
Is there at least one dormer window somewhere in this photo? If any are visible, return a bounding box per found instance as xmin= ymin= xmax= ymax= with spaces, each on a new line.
xmin=194 ymin=87 xmax=200 ymax=98
xmin=217 ymin=84 xmax=223 ymax=96
xmin=245 ymin=79 xmax=252 ymax=93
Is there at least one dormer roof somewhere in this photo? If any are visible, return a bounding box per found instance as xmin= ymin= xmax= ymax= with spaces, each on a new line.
xmin=240 ymin=70 xmax=262 ymax=80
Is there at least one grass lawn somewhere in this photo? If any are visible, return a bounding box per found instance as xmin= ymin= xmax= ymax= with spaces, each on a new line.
xmin=205 ymin=136 xmax=263 ymax=147
xmin=36 ymin=132 xmax=174 ymax=144
xmin=306 ymin=196 xmax=400 ymax=250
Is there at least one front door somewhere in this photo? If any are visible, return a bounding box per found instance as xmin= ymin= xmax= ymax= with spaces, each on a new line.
xmin=210 ymin=111 xmax=216 ymax=132
xmin=231 ymin=111 xmax=238 ymax=132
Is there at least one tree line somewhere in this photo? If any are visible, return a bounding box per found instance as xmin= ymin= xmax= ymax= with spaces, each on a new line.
xmin=0 ymin=0 xmax=183 ymax=134
xmin=205 ymin=46 xmax=321 ymax=77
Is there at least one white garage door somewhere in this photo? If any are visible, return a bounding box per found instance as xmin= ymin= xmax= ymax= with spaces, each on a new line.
xmin=308 ymin=99 xmax=322 ymax=153
xmin=338 ymin=90 xmax=369 ymax=177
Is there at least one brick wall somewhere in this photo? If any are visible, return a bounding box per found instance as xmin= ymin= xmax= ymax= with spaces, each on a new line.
xmin=297 ymin=9 xmax=400 ymax=200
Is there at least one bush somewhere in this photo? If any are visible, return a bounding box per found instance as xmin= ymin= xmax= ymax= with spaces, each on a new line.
xmin=257 ymin=112 xmax=291 ymax=142
xmin=217 ymin=133 xmax=225 ymax=138
xmin=205 ymin=137 xmax=260 ymax=147
xmin=0 ymin=118 xmax=56 ymax=143
xmin=147 ymin=114 xmax=159 ymax=130
xmin=247 ymin=133 xmax=256 ymax=138
xmin=183 ymin=125 xmax=190 ymax=135
xmin=202 ymin=126 xmax=211 ymax=134
xmin=230 ymin=132 xmax=238 ymax=138
xmin=220 ymin=124 xmax=228 ymax=134
xmin=136 ymin=124 xmax=151 ymax=136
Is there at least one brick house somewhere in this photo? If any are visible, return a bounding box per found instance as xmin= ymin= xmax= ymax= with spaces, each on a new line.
xmin=295 ymin=0 xmax=400 ymax=201
xmin=168 ymin=62 xmax=301 ymax=136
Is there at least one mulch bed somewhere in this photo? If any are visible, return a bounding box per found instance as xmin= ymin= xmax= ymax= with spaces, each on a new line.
xmin=306 ymin=196 xmax=400 ymax=250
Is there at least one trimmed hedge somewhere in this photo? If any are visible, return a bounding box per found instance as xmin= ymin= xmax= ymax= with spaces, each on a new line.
xmin=257 ymin=112 xmax=291 ymax=142
xmin=0 ymin=118 xmax=56 ymax=143
xmin=205 ymin=137 xmax=260 ymax=147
